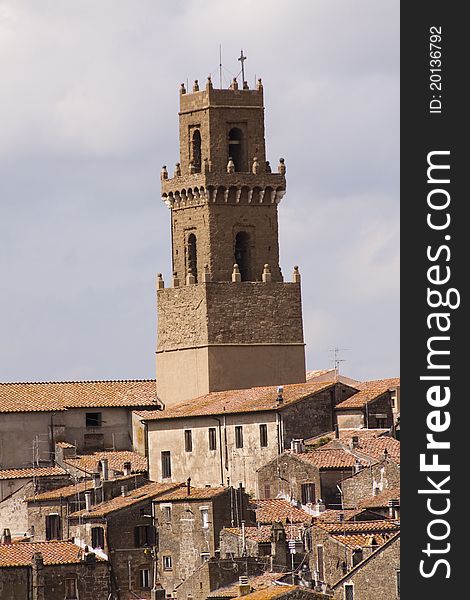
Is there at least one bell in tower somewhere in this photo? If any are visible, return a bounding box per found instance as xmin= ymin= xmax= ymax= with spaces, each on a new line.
xmin=157 ymin=73 xmax=306 ymax=406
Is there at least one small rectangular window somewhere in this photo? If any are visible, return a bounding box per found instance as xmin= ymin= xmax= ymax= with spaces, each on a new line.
xmin=208 ymin=427 xmax=217 ymax=450
xmin=65 ymin=578 xmax=78 ymax=599
xmin=163 ymin=555 xmax=173 ymax=571
xmin=235 ymin=426 xmax=243 ymax=448
xmin=86 ymin=412 xmax=102 ymax=427
xmin=162 ymin=505 xmax=172 ymax=523
xmin=200 ymin=507 xmax=209 ymax=529
xmin=259 ymin=424 xmax=268 ymax=447
xmin=184 ymin=430 xmax=193 ymax=452
xmin=317 ymin=545 xmax=324 ymax=582
xmin=162 ymin=451 xmax=171 ymax=478
xmin=134 ymin=525 xmax=152 ymax=547
xmin=301 ymin=483 xmax=316 ymax=505
xmin=140 ymin=569 xmax=150 ymax=589
xmin=264 ymin=484 xmax=271 ymax=499
xmin=91 ymin=526 xmax=105 ymax=549
xmin=344 ymin=584 xmax=354 ymax=600
xmin=201 ymin=553 xmax=210 ymax=563
xmin=45 ymin=514 xmax=60 ymax=540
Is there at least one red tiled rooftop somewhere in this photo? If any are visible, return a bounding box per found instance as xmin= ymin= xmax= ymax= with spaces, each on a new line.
xmin=330 ymin=532 xmax=394 ymax=549
xmin=252 ymin=499 xmax=313 ymax=524
xmin=0 ymin=466 xmax=67 ymax=481
xmin=135 ymin=381 xmax=335 ymax=421
xmin=315 ymin=520 xmax=399 ymax=535
xmin=154 ymin=484 xmax=227 ymax=502
xmin=294 ymin=449 xmax=368 ymax=469
xmin=0 ymin=540 xmax=104 ymax=567
xmin=223 ymin=523 xmax=304 ymax=543
xmin=353 ymin=438 xmax=400 ymax=463
xmin=0 ymin=379 xmax=158 ymax=413
xmin=70 ymin=482 xmax=181 ymax=518
xmin=359 ymin=488 xmax=400 ymax=509
xmin=207 ymin=572 xmax=286 ymax=598
xmin=64 ymin=450 xmax=148 ymax=475
xmin=335 ymin=379 xmax=399 ymax=410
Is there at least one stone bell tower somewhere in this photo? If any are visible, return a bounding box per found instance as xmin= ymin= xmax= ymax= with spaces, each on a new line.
xmin=156 ymin=75 xmax=306 ymax=406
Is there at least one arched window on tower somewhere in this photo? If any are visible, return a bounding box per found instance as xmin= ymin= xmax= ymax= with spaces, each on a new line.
xmin=187 ymin=233 xmax=198 ymax=282
xmin=234 ymin=231 xmax=251 ymax=281
xmin=228 ymin=128 xmax=246 ymax=172
xmin=192 ymin=130 xmax=202 ymax=173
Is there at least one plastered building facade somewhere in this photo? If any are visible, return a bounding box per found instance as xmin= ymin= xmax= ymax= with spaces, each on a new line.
xmin=156 ymin=78 xmax=306 ymax=406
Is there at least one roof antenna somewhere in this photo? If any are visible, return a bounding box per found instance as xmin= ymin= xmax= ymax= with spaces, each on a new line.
xmin=238 ymin=49 xmax=247 ymax=87
xmin=330 ymin=347 xmax=350 ymax=381
xmin=219 ymin=44 xmax=223 ymax=89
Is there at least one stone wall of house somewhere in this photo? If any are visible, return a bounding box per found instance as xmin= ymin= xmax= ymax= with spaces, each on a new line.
xmin=308 ymin=525 xmax=354 ymax=587
xmin=342 ymin=461 xmax=400 ymax=509
xmin=331 ymin=536 xmax=400 ymax=600
xmin=257 ymin=453 xmax=321 ymax=504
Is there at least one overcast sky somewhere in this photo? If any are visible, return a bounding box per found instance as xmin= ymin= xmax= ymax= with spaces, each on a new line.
xmin=0 ymin=0 xmax=399 ymax=383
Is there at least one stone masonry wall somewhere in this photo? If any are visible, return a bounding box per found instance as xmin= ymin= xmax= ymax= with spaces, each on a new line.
xmin=341 ymin=460 xmax=400 ymax=509
xmin=157 ymin=282 xmax=303 ymax=352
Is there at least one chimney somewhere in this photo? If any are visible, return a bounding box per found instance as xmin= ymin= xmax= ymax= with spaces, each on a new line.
xmin=388 ymin=498 xmax=399 ymax=519
xmin=186 ymin=477 xmax=191 ymax=496
xmin=334 ymin=424 xmax=340 ymax=439
xmin=351 ymin=436 xmax=359 ymax=449
xmin=338 ymin=513 xmax=345 ymax=522
xmin=31 ymin=552 xmax=45 ymax=600
xmin=123 ymin=461 xmax=132 ymax=476
xmin=121 ymin=485 xmax=128 ymax=497
xmin=84 ymin=491 xmax=92 ymax=512
xmin=238 ymin=576 xmax=251 ymax=597
xmin=354 ymin=458 xmax=362 ymax=474
xmin=100 ymin=458 xmax=109 ymax=481
xmin=316 ymin=499 xmax=326 ymax=513
xmin=276 ymin=386 xmax=284 ymax=404
xmin=290 ymin=439 xmax=304 ymax=454
xmin=1 ymin=528 xmax=11 ymax=545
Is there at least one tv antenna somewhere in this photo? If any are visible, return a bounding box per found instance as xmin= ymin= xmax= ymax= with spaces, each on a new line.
xmin=330 ymin=347 xmax=351 ymax=380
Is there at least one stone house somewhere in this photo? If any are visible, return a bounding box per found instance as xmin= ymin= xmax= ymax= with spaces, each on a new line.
xmin=176 ymin=559 xmax=283 ymax=600
xmin=0 ymin=540 xmax=110 ymax=600
xmin=238 ymin=585 xmax=328 ymax=600
xmin=68 ymin=481 xmax=180 ymax=600
xmin=307 ymin=520 xmax=400 ymax=588
xmin=341 ymin=459 xmax=400 ymax=509
xmin=331 ymin=534 xmax=400 ymax=600
xmin=0 ymin=467 xmax=71 ymax=537
xmin=26 ymin=472 xmax=147 ymax=542
xmin=135 ymin=381 xmax=356 ymax=495
xmin=153 ymin=484 xmax=252 ymax=596
xmin=0 ymin=379 xmax=159 ymax=469
xmin=334 ymin=382 xmax=394 ymax=431
xmin=357 ymin=488 xmax=400 ymax=520
xmin=55 ymin=444 xmax=148 ymax=478
xmin=257 ymin=448 xmax=370 ymax=509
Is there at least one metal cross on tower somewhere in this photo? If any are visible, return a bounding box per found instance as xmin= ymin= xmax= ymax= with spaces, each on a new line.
xmin=238 ymin=49 xmax=247 ymax=84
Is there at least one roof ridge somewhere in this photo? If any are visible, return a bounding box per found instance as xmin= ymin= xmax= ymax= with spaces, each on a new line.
xmin=0 ymin=378 xmax=156 ymax=386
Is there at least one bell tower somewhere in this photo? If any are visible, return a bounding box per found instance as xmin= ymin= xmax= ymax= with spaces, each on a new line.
xmin=157 ymin=75 xmax=306 ymax=406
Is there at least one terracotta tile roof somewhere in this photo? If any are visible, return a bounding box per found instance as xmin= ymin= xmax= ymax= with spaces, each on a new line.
xmin=252 ymin=499 xmax=313 ymax=524
xmin=0 ymin=540 xmax=104 ymax=567
xmin=64 ymin=450 xmax=148 ymax=475
xmin=70 ymin=482 xmax=181 ymax=518
xmin=315 ymin=520 xmax=399 ymax=535
xmin=0 ymin=379 xmax=158 ymax=413
xmin=240 ymin=586 xmax=317 ymax=600
xmin=154 ymin=484 xmax=227 ymax=502
xmin=358 ymin=488 xmax=400 ymax=509
xmin=136 ymin=381 xmax=335 ymax=421
xmin=357 ymin=378 xmax=400 ymax=389
xmin=306 ymin=370 xmax=335 ymax=380
xmin=304 ymin=429 xmax=389 ymax=447
xmin=224 ymin=524 xmax=304 ymax=543
xmin=294 ymin=449 xmax=368 ymax=469
xmin=353 ymin=438 xmax=400 ymax=464
xmin=207 ymin=573 xmax=286 ymax=598
xmin=0 ymin=466 xmax=67 ymax=481
xmin=335 ymin=382 xmax=392 ymax=410
xmin=25 ymin=473 xmax=140 ymax=502
xmin=330 ymin=533 xmax=394 ymax=549
xmin=314 ymin=509 xmax=366 ymax=523
xmin=26 ymin=479 xmax=93 ymax=502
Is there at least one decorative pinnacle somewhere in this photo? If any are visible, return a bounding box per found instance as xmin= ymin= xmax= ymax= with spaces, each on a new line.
xmin=186 ymin=269 xmax=196 ymax=285
xmin=252 ymin=156 xmax=260 ymax=175
xmin=202 ymin=264 xmax=212 ymax=283
xmin=278 ymin=158 xmax=286 ymax=176
xmin=161 ymin=165 xmax=168 ymax=181
xmin=193 ymin=80 xmax=199 ymax=92
xmin=157 ymin=273 xmax=165 ymax=290
xmin=227 ymin=157 xmax=235 ymax=174
xmin=232 ymin=264 xmax=241 ymax=283
xmin=257 ymin=78 xmax=263 ymax=91
xmin=262 ymin=264 xmax=272 ymax=283
xmin=292 ymin=265 xmax=301 ymax=283
xmin=174 ymin=162 xmax=181 ymax=177
xmin=206 ymin=76 xmax=213 ymax=90
xmin=230 ymin=78 xmax=239 ymax=90
xmin=172 ymin=271 xmax=180 ymax=288
xmin=180 ymin=83 xmax=186 ymax=95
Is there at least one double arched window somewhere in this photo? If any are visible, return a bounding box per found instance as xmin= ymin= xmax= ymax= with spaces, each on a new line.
xmin=191 ymin=130 xmax=202 ymax=173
